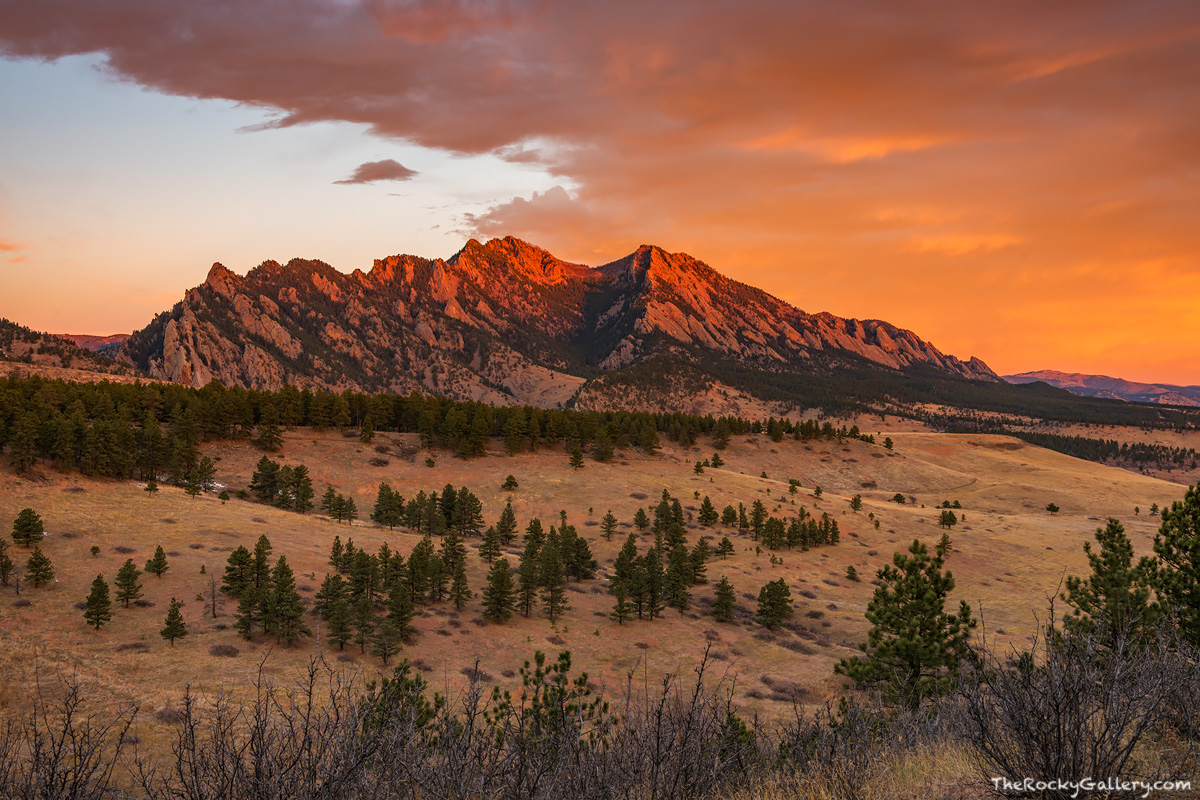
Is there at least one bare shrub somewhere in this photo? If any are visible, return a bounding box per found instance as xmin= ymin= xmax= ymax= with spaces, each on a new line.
xmin=208 ymin=644 xmax=239 ymax=658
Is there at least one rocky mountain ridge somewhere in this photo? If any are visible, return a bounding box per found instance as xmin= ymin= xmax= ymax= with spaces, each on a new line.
xmin=1005 ymin=370 xmax=1200 ymax=408
xmin=118 ymin=236 xmax=998 ymax=408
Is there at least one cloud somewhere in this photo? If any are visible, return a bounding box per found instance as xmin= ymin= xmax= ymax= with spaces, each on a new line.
xmin=0 ymin=239 xmax=23 ymax=252
xmin=334 ymin=159 xmax=418 ymax=184
xmin=2 ymin=0 xmax=1200 ymax=377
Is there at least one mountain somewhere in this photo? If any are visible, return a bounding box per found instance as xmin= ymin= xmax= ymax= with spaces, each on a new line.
xmin=1004 ymin=370 xmax=1200 ymax=407
xmin=118 ymin=237 xmax=997 ymax=409
xmin=56 ymin=333 xmax=130 ymax=359
xmin=0 ymin=318 xmax=139 ymax=377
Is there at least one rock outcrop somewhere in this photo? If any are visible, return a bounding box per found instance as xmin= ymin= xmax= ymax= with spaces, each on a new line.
xmin=119 ymin=236 xmax=998 ymax=407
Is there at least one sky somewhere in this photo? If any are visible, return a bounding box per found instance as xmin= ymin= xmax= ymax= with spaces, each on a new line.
xmin=1 ymin=1 xmax=1198 ymax=384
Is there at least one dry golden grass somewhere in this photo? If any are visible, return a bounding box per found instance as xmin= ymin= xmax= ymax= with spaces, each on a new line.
xmin=0 ymin=425 xmax=1191 ymax=763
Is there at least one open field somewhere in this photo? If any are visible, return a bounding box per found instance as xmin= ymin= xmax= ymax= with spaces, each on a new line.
xmin=0 ymin=426 xmax=1190 ymax=761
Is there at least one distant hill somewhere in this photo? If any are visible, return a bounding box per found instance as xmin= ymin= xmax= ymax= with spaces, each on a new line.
xmin=56 ymin=333 xmax=130 ymax=359
xmin=0 ymin=318 xmax=140 ymax=377
xmin=117 ymin=236 xmax=996 ymax=409
xmin=1004 ymin=370 xmax=1200 ymax=407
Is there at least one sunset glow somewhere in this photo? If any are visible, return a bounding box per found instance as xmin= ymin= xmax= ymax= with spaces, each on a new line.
xmin=1 ymin=1 xmax=1198 ymax=383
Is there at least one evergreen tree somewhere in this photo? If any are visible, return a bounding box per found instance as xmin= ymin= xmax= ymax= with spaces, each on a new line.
xmin=7 ymin=412 xmax=38 ymax=473
xmin=427 ymin=555 xmax=448 ymax=602
xmin=517 ymin=538 xmax=541 ymax=618
xmin=610 ymin=584 xmax=632 ymax=625
xmin=642 ymin=548 xmax=666 ymax=620
xmin=25 ymin=546 xmax=54 ymax=588
xmin=524 ymin=518 xmax=546 ymax=550
xmin=83 ymin=574 xmax=113 ymax=629
xmin=321 ymin=485 xmax=338 ymax=516
xmin=755 ymin=578 xmax=792 ymax=629
xmin=1153 ymin=482 xmax=1200 ymax=646
xmin=221 ymin=546 xmax=254 ymax=597
xmin=613 ymin=533 xmax=640 ymax=590
xmin=633 ymin=508 xmax=650 ymax=532
xmin=568 ymin=446 xmax=584 ymax=470
xmin=539 ymin=541 xmax=569 ymax=622
xmin=291 ymin=464 xmax=315 ymax=513
xmin=145 ymin=545 xmax=169 ymax=578
xmin=836 ymin=539 xmax=976 ymax=710
xmin=451 ymin=487 xmax=485 ymax=536
xmin=938 ymin=510 xmax=958 ymax=529
xmin=600 ymin=510 xmax=618 ymax=541
xmin=721 ymin=505 xmax=738 ymax=526
xmin=161 ymin=598 xmax=187 ymax=646
xmin=386 ymin=575 xmax=417 ymax=641
xmin=1062 ymin=518 xmax=1157 ymax=648
xmin=114 ymin=558 xmax=144 ymax=607
xmin=235 ymin=587 xmax=264 ymax=639
xmin=314 ymin=573 xmax=347 ymax=619
xmin=698 ymin=496 xmax=718 ymax=526
xmin=252 ymin=535 xmax=273 ymax=589
xmin=716 ymin=537 xmax=735 ymax=558
xmin=248 ymin=455 xmax=281 ymax=503
xmin=501 ymin=474 xmax=519 ymax=491
xmin=11 ymin=508 xmax=45 ymax=547
xmin=690 ymin=537 xmax=711 ymax=583
xmin=665 ymin=546 xmax=693 ymax=616
xmin=710 ymin=452 xmax=724 ymax=468
xmin=372 ymin=482 xmax=404 ymax=529
xmin=479 ymin=525 xmax=502 ymax=563
xmin=254 ymin=403 xmax=284 ymax=451
xmin=326 ymin=596 xmax=353 ymax=650
xmin=359 ymin=415 xmax=375 ymax=444
xmin=329 ymin=536 xmax=344 ymax=572
xmin=449 ymin=558 xmax=472 ymax=611
xmin=371 ymin=620 xmax=401 ymax=665
xmin=196 ymin=456 xmax=217 ymax=492
xmin=352 ymin=594 xmax=375 ymax=653
xmin=712 ymin=576 xmax=736 ymax=622
xmin=481 ymin=558 xmax=516 ymax=623
xmin=850 ymin=495 xmax=863 ymax=512
xmin=0 ymin=540 xmax=13 ymax=587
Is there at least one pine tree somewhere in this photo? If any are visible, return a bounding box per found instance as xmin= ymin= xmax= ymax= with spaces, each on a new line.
xmin=481 ymin=558 xmax=517 ymax=623
xmin=539 ymin=542 xmax=569 ymax=622
xmin=449 ymin=559 xmax=472 ymax=611
xmin=496 ymin=501 xmax=518 ymax=545
xmin=359 ymin=415 xmax=375 ymax=444
xmin=600 ymin=510 xmax=618 ymax=541
xmin=83 ymin=574 xmax=113 ymax=629
xmin=568 ymin=446 xmax=584 ymax=470
xmin=292 ymin=464 xmax=315 ymax=513
xmin=716 ymin=537 xmax=735 ymax=558
xmin=145 ymin=545 xmax=169 ymax=578
xmin=524 ymin=518 xmax=546 ymax=550
xmin=643 ymin=548 xmax=665 ymax=620
xmin=248 ymin=455 xmax=281 ymax=503
xmin=0 ymin=540 xmax=13 ymax=587
xmin=314 ymin=573 xmax=347 ymax=619
xmin=254 ymin=403 xmax=284 ymax=451
xmin=1153 ymin=482 xmax=1200 ymax=646
xmin=11 ymin=508 xmax=45 ymax=547
xmin=517 ymin=539 xmax=540 ymax=618
xmin=633 ymin=507 xmax=650 ymax=532
xmin=321 ymin=485 xmax=338 ymax=516
xmin=836 ymin=539 xmax=976 ymax=710
xmin=352 ymin=594 xmax=374 ymax=653
xmin=665 ymin=546 xmax=693 ymax=616
xmin=712 ymin=576 xmax=736 ymax=622
xmin=7 ymin=412 xmax=38 ymax=473
xmin=610 ymin=584 xmax=632 ymax=625
xmin=371 ymin=620 xmax=401 ymax=665
xmin=372 ymin=483 xmax=403 ymax=529
xmin=161 ymin=598 xmax=187 ymax=646
xmin=252 ymin=535 xmax=273 ymax=589
xmin=234 ymin=587 xmax=263 ymax=639
xmin=386 ymin=576 xmax=417 ymax=641
xmin=1063 ymin=518 xmax=1157 ymax=648
xmin=114 ymin=558 xmax=144 ymax=607
xmin=327 ymin=596 xmax=353 ymax=650
xmin=755 ymin=578 xmax=792 ymax=629
xmin=690 ymin=537 xmax=711 ymax=583
xmin=479 ymin=526 xmax=502 ymax=563
xmin=221 ymin=546 xmax=254 ymax=597
xmin=501 ymin=474 xmax=519 ymax=491
xmin=698 ymin=496 xmax=718 ymax=526
xmin=26 ymin=547 xmax=54 ymax=588
xmin=850 ymin=495 xmax=863 ymax=512
xmin=613 ymin=533 xmax=640 ymax=588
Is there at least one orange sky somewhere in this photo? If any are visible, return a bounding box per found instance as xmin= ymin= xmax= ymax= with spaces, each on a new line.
xmin=2 ymin=1 xmax=1199 ymax=384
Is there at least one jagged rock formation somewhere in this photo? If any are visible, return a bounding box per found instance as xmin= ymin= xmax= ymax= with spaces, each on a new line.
xmin=119 ymin=237 xmax=997 ymax=407
xmin=1005 ymin=370 xmax=1200 ymax=407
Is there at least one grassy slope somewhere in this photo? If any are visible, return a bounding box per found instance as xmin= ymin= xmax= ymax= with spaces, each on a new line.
xmin=0 ymin=426 xmax=1189 ymax=763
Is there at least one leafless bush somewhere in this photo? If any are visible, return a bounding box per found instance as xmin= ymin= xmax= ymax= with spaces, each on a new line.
xmin=960 ymin=612 xmax=1198 ymax=799
xmin=208 ymin=644 xmax=239 ymax=658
